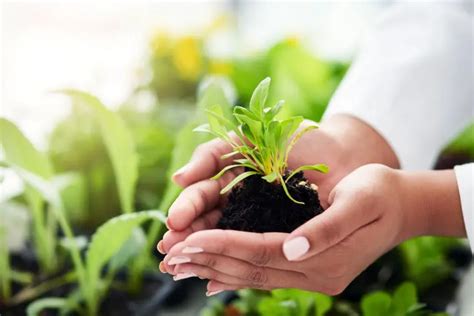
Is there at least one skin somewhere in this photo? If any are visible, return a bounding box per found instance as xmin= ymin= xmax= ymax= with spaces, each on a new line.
xmin=157 ymin=114 xmax=466 ymax=295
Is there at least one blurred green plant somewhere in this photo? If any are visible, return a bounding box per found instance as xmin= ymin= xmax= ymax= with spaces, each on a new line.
xmin=361 ymin=282 xmax=447 ymax=316
xmin=0 ymin=119 xmax=57 ymax=274
xmin=58 ymin=91 xmax=139 ymax=214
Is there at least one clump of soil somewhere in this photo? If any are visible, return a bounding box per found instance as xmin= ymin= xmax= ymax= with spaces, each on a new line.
xmin=217 ymin=171 xmax=323 ymax=233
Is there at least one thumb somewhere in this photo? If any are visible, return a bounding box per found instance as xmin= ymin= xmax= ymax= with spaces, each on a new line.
xmin=282 ymin=193 xmax=377 ymax=261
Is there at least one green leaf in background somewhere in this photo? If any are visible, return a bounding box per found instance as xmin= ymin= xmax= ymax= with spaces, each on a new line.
xmin=398 ymin=237 xmax=459 ymax=289
xmin=0 ymin=118 xmax=57 ymax=272
xmin=85 ymin=210 xmax=166 ymax=295
xmin=27 ymin=297 xmax=67 ymax=316
xmin=391 ymin=283 xmax=418 ymax=315
xmin=58 ymin=90 xmax=139 ymax=213
xmin=361 ymin=292 xmax=392 ymax=316
xmin=0 ymin=118 xmax=53 ymax=178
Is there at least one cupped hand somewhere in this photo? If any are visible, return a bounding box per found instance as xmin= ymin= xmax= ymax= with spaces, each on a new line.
xmin=158 ymin=114 xmax=399 ymax=255
xmin=161 ymin=164 xmax=415 ymax=295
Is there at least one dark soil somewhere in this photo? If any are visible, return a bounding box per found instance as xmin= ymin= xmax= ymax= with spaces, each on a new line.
xmin=217 ymin=171 xmax=323 ymax=233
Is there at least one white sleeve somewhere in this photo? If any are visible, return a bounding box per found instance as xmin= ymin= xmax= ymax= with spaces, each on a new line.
xmin=455 ymin=163 xmax=474 ymax=253
xmin=323 ymin=3 xmax=473 ymax=170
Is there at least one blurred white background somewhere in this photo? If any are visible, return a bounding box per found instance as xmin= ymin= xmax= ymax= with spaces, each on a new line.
xmin=1 ymin=0 xmax=388 ymax=148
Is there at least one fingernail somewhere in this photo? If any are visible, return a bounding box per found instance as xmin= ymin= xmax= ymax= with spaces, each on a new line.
xmin=182 ymin=246 xmax=203 ymax=254
xmin=283 ymin=236 xmax=310 ymax=261
xmin=206 ymin=290 xmax=223 ymax=297
xmin=159 ymin=261 xmax=166 ymax=273
xmin=168 ymin=256 xmax=191 ymax=265
xmin=173 ymin=164 xmax=190 ymax=178
xmin=157 ymin=241 xmax=166 ymax=254
xmin=173 ymin=272 xmax=197 ymax=281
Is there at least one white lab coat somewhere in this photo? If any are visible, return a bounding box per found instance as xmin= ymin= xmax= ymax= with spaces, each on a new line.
xmin=324 ymin=3 xmax=474 ymax=252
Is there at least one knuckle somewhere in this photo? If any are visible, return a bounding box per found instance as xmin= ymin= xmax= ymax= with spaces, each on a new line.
xmin=250 ymin=244 xmax=272 ymax=266
xmin=247 ymin=267 xmax=268 ymax=285
xmin=319 ymin=217 xmax=340 ymax=247
xmin=204 ymin=256 xmax=218 ymax=269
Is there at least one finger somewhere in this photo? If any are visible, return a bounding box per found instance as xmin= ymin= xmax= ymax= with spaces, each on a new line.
xmin=166 ymin=171 xmax=234 ymax=231
xmin=172 ymin=229 xmax=298 ymax=270
xmin=172 ymin=137 xmax=239 ymax=187
xmin=283 ymin=194 xmax=381 ymax=261
xmin=160 ymin=209 xmax=221 ymax=253
xmin=206 ymin=280 xmax=242 ymax=296
xmin=165 ymin=252 xmax=307 ymax=289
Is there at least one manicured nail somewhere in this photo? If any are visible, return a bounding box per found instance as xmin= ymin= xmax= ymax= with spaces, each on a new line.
xmin=283 ymin=236 xmax=310 ymax=261
xmin=159 ymin=261 xmax=166 ymax=273
xmin=182 ymin=246 xmax=203 ymax=254
xmin=173 ymin=164 xmax=190 ymax=178
xmin=173 ymin=272 xmax=197 ymax=281
xmin=168 ymin=256 xmax=191 ymax=265
xmin=157 ymin=241 xmax=166 ymax=254
xmin=206 ymin=290 xmax=223 ymax=297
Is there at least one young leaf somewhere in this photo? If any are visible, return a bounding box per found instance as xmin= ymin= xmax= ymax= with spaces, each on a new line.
xmin=286 ymin=164 xmax=329 ymax=182
xmin=85 ymin=210 xmax=166 ymax=292
xmin=279 ymin=174 xmax=304 ymax=205
xmin=58 ymin=90 xmax=139 ymax=213
xmin=262 ymin=172 xmax=278 ymax=183
xmin=249 ymin=77 xmax=271 ymax=117
xmin=220 ymin=171 xmax=258 ymax=194
xmin=211 ymin=164 xmax=243 ymax=180
xmin=264 ymin=100 xmax=284 ymax=123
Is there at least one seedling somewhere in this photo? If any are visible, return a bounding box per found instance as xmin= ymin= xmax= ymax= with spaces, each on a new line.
xmin=194 ymin=77 xmax=328 ymax=204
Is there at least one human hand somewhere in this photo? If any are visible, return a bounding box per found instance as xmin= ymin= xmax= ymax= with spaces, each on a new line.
xmin=158 ymin=114 xmax=399 ymax=255
xmin=160 ymin=164 xmax=464 ymax=295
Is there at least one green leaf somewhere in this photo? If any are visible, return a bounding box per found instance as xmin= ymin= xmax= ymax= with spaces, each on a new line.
xmin=391 ymin=282 xmax=418 ymax=315
xmin=314 ymin=293 xmax=332 ymax=316
xmin=211 ymin=164 xmax=242 ymax=180
xmin=280 ymin=174 xmax=304 ymax=205
xmin=108 ymin=227 xmax=146 ymax=271
xmin=58 ymin=90 xmax=139 ymax=213
xmin=286 ymin=164 xmax=329 ymax=182
xmin=264 ymin=100 xmax=285 ymax=123
xmin=262 ymin=172 xmax=278 ymax=183
xmin=220 ymin=171 xmax=257 ymax=194
xmin=249 ymin=77 xmax=271 ymax=117
xmin=0 ymin=118 xmax=53 ymax=178
xmin=85 ymin=210 xmax=166 ymax=292
xmin=193 ymin=123 xmax=213 ymax=134
xmin=27 ymin=297 xmax=67 ymax=316
xmin=361 ymin=292 xmax=392 ymax=316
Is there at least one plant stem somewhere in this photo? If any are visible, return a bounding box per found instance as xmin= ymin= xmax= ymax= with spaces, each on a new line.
xmin=9 ymin=271 xmax=76 ymax=306
xmin=0 ymin=226 xmax=12 ymax=301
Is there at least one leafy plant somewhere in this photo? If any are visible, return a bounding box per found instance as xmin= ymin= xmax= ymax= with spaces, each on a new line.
xmin=58 ymin=90 xmax=139 ymax=214
xmin=0 ymin=118 xmax=57 ymax=273
xmin=361 ymin=282 xmax=447 ymax=316
xmin=201 ymin=288 xmax=332 ymax=316
xmin=4 ymin=162 xmax=165 ymax=315
xmin=194 ymin=77 xmax=328 ymax=204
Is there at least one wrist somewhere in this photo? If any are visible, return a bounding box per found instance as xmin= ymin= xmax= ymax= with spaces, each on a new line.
xmin=321 ymin=114 xmax=400 ymax=170
xmin=397 ymin=169 xmax=465 ymax=239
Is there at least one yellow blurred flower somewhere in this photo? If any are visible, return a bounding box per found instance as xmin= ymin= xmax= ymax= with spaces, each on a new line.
xmin=209 ymin=60 xmax=233 ymax=75
xmin=172 ymin=36 xmax=203 ymax=81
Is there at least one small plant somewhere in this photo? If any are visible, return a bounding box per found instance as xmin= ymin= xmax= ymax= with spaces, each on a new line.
xmin=195 ymin=77 xmax=328 ymax=203
xmin=194 ymin=77 xmax=328 ymax=232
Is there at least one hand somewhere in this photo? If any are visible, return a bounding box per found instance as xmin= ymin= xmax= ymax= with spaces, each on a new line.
xmin=160 ymin=164 xmax=465 ymax=295
xmin=158 ymin=114 xmax=399 ymax=255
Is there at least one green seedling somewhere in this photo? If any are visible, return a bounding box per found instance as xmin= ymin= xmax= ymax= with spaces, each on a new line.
xmin=194 ymin=77 xmax=328 ymax=204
